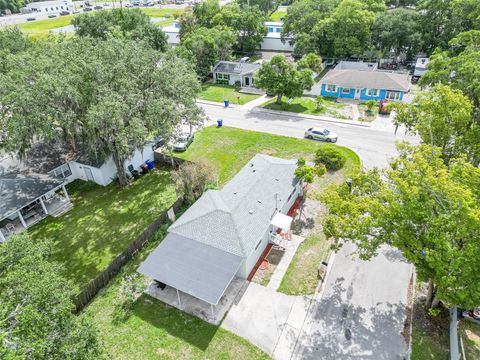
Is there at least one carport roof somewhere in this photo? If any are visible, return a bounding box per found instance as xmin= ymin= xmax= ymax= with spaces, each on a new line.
xmin=138 ymin=233 xmax=243 ymax=306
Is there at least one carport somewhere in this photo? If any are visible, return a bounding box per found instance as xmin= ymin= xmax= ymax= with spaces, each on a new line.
xmin=138 ymin=233 xmax=243 ymax=320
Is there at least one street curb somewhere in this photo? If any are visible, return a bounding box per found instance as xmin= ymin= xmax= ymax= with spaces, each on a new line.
xmin=196 ymin=99 xmax=237 ymax=108
xmin=253 ymin=107 xmax=372 ymax=128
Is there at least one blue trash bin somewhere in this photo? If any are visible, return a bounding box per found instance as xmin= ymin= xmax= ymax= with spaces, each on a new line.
xmin=146 ymin=159 xmax=154 ymax=170
xmin=217 ymin=119 xmax=223 ymax=127
xmin=224 ymin=99 xmax=229 ymax=107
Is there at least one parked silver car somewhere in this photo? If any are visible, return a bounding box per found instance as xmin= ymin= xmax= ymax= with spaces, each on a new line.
xmin=304 ymin=127 xmax=338 ymax=143
xmin=171 ymin=132 xmax=194 ymax=152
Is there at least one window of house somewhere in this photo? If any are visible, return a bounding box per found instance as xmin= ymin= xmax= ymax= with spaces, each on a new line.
xmin=49 ymin=163 xmax=72 ymax=179
xmin=386 ymin=91 xmax=401 ymax=100
xmin=255 ymin=239 xmax=262 ymax=250
xmin=366 ymin=88 xmax=379 ymax=96
xmin=268 ymin=27 xmax=273 ymax=32
xmin=326 ymin=84 xmax=336 ymax=92
xmin=275 ymin=27 xmax=281 ymax=33
xmin=216 ymin=73 xmax=223 ymax=79
xmin=342 ymin=88 xmax=351 ymax=94
xmin=223 ymin=74 xmax=230 ymax=81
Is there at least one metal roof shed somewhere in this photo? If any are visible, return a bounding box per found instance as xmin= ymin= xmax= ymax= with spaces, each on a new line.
xmin=138 ymin=233 xmax=243 ymax=307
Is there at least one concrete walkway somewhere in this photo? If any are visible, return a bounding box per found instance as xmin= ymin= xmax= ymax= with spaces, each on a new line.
xmin=221 ymin=282 xmax=312 ymax=359
xmin=237 ymin=94 xmax=272 ymax=111
xmin=267 ymin=235 xmax=305 ymax=291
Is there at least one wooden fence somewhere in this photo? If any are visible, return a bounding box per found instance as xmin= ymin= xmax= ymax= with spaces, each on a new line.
xmin=74 ymin=197 xmax=184 ymax=312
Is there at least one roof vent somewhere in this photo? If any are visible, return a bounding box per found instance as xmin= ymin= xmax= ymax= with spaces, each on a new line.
xmin=249 ymin=210 xmax=254 ymax=214
xmin=250 ymin=163 xmax=254 ymax=167
xmin=257 ymin=199 xmax=262 ymax=203
xmin=275 ymin=178 xmax=279 ymax=181
xmin=252 ymin=169 xmax=256 ymax=173
xmin=233 ymin=191 xmax=238 ymax=195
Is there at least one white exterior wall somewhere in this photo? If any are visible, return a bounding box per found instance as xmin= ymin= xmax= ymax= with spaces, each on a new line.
xmin=260 ymin=36 xmax=294 ymax=52
xmin=237 ymin=180 xmax=303 ymax=279
xmin=214 ymin=73 xmax=241 ymax=86
xmin=163 ymin=28 xmax=180 ymax=45
xmin=26 ymin=0 xmax=74 ymax=14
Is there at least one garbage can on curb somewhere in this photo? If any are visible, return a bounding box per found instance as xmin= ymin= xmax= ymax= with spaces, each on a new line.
xmin=224 ymin=99 xmax=229 ymax=107
xmin=217 ymin=119 xmax=223 ymax=127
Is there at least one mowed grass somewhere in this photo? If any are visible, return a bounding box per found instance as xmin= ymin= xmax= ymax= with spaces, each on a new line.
xmin=269 ymin=11 xmax=286 ymax=21
xmin=175 ymin=126 xmax=359 ymax=185
xmin=198 ymin=83 xmax=260 ymax=105
xmin=85 ymin=228 xmax=270 ymax=360
xmin=140 ymin=7 xmax=185 ymax=18
xmin=264 ymin=96 xmax=350 ymax=119
xmin=411 ymin=327 xmax=448 ymax=360
xmin=29 ymin=168 xmax=177 ymax=291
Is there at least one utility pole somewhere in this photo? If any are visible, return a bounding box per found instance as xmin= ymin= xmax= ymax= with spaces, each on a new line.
xmin=449 ymin=307 xmax=460 ymax=360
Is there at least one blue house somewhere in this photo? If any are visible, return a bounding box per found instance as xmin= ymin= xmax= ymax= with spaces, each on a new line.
xmin=319 ymin=61 xmax=411 ymax=102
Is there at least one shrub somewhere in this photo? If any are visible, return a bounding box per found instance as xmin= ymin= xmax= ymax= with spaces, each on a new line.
xmin=315 ymin=145 xmax=346 ymax=171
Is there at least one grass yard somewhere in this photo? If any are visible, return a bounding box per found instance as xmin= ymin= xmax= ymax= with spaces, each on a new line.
xmin=411 ymin=326 xmax=449 ymax=360
xmin=198 ymin=83 xmax=261 ymax=105
xmin=264 ymin=96 xmax=351 ymax=120
xmin=17 ymin=15 xmax=77 ymax=38
xmin=84 ymin=226 xmax=269 ymax=359
xmin=269 ymin=11 xmax=286 ymax=21
xmin=459 ymin=320 xmax=480 ymax=359
xmin=175 ymin=126 xmax=359 ymax=185
xmin=140 ymin=7 xmax=185 ymax=18
xmin=29 ymin=168 xmax=177 ymax=291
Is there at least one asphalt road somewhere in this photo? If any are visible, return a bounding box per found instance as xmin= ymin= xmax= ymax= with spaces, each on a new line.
xmin=199 ymin=102 xmax=417 ymax=169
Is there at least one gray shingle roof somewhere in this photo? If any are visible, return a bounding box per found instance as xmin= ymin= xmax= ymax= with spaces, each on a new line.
xmin=169 ymin=154 xmax=298 ymax=258
xmin=213 ymin=61 xmax=261 ymax=76
xmin=0 ymin=172 xmax=64 ymax=220
xmin=320 ymin=69 xmax=411 ymax=92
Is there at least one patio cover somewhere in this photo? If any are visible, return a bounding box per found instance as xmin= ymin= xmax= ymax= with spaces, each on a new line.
xmin=138 ymin=233 xmax=243 ymax=306
xmin=270 ymin=212 xmax=293 ymax=231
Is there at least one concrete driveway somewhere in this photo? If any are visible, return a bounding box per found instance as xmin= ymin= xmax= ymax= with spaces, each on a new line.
xmin=221 ymin=282 xmax=311 ymax=358
xmin=293 ymin=243 xmax=413 ymax=359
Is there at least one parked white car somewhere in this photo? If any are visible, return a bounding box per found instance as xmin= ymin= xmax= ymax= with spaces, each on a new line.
xmin=304 ymin=127 xmax=338 ymax=143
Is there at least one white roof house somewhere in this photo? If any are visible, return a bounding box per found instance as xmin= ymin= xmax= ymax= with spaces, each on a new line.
xmin=25 ymin=0 xmax=74 ymax=14
xmin=138 ymin=154 xmax=303 ymax=314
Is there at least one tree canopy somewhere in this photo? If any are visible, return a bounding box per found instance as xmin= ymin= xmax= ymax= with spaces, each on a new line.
xmin=392 ymin=84 xmax=480 ymax=166
xmin=0 ymin=233 xmax=100 ymax=359
xmin=322 ymin=143 xmax=480 ymax=309
xmin=72 ymin=8 xmax=168 ymax=51
xmin=178 ymin=26 xmax=236 ymax=79
xmin=0 ymin=37 xmax=203 ymax=186
xmin=254 ymin=55 xmax=314 ymax=104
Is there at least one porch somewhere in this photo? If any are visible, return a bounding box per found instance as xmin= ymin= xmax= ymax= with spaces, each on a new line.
xmin=0 ymin=186 xmax=72 ymax=242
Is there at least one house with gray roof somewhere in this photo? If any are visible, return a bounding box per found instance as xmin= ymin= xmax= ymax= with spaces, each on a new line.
xmin=319 ymin=60 xmax=411 ymax=102
xmin=138 ymin=154 xmax=302 ymax=309
xmin=212 ymin=61 xmax=261 ymax=89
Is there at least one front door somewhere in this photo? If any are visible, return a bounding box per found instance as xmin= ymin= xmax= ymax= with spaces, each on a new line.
xmin=244 ymin=77 xmax=250 ymax=86
xmin=84 ymin=167 xmax=94 ymax=181
xmin=355 ymin=88 xmax=361 ymax=99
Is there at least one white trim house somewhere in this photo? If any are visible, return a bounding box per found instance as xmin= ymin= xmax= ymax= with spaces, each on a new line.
xmin=138 ymin=154 xmax=303 ymax=316
xmin=212 ymin=61 xmax=261 ymax=88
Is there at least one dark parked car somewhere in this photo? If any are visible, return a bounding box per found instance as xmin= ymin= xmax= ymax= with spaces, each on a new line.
xmin=93 ymin=5 xmax=103 ymax=9
xmin=59 ymin=11 xmax=70 ymax=16
xmin=48 ymin=14 xmax=57 ymax=18
xmin=171 ymin=132 xmax=194 ymax=152
xmin=83 ymin=7 xmax=93 ymax=11
xmin=26 ymin=17 xmax=36 ymax=21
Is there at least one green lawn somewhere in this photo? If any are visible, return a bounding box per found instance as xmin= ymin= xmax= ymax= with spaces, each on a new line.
xmin=198 ymin=84 xmax=261 ymax=105
xmin=411 ymin=327 xmax=449 ymax=360
xmin=29 ymin=168 xmax=177 ymax=291
xmin=140 ymin=7 xmax=185 ymax=18
xmin=269 ymin=11 xmax=286 ymax=21
xmin=85 ymin=226 xmax=269 ymax=360
xmin=17 ymin=15 xmax=77 ymax=38
xmin=175 ymin=126 xmax=359 ymax=185
xmin=459 ymin=320 xmax=480 ymax=359
xmin=264 ymin=96 xmax=350 ymax=119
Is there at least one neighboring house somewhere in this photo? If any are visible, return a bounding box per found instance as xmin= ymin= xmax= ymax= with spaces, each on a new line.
xmin=162 ymin=20 xmax=294 ymax=52
xmin=212 ymin=61 xmax=261 ymax=88
xmin=138 ymin=154 xmax=302 ymax=309
xmin=0 ymin=171 xmax=72 ymax=242
xmin=413 ymin=57 xmax=429 ymax=79
xmin=319 ymin=61 xmax=411 ymax=102
xmin=24 ymin=0 xmax=74 ymax=14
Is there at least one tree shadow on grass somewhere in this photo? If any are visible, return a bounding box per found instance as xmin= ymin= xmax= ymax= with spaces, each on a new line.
xmin=132 ymin=293 xmax=219 ymax=351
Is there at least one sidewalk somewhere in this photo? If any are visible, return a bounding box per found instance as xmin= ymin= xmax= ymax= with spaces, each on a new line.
xmin=236 ymin=94 xmax=272 ymax=111
xmin=253 ymin=107 xmax=372 ymax=128
xmin=267 ymin=235 xmax=305 ymax=291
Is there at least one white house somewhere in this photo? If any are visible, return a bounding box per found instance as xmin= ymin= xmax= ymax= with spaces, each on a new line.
xmin=212 ymin=61 xmax=261 ymax=88
xmin=25 ymin=0 xmax=74 ymax=14
xmin=138 ymin=154 xmax=303 ymax=314
xmin=162 ymin=20 xmax=294 ymax=52
xmin=413 ymin=57 xmax=429 ymax=78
